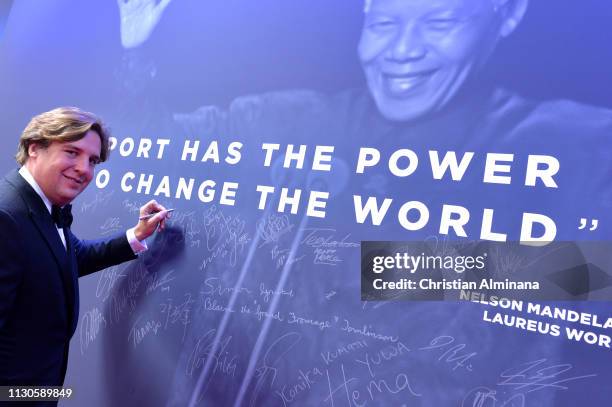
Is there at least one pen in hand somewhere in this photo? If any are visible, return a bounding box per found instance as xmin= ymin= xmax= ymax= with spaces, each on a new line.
xmin=139 ymin=208 xmax=174 ymax=220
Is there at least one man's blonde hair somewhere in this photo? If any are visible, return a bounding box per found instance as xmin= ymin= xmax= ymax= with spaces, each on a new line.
xmin=16 ymin=107 xmax=111 ymax=165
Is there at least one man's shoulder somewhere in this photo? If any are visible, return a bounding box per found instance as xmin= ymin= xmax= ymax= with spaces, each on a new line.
xmin=490 ymin=89 xmax=612 ymax=142
xmin=0 ymin=170 xmax=29 ymax=217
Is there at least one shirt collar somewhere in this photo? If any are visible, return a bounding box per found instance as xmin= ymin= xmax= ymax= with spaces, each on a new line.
xmin=18 ymin=166 xmax=53 ymax=215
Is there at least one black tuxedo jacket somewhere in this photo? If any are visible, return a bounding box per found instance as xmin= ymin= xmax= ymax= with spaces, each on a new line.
xmin=0 ymin=169 xmax=137 ymax=386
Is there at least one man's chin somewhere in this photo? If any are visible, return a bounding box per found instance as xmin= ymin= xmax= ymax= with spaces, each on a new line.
xmin=377 ymin=102 xmax=432 ymax=123
xmin=57 ymin=191 xmax=79 ymax=205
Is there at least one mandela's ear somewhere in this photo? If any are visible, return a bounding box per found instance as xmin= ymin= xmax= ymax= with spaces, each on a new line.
xmin=496 ymin=0 xmax=529 ymax=38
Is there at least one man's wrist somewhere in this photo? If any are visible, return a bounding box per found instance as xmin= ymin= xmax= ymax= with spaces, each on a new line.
xmin=126 ymin=227 xmax=148 ymax=255
xmin=133 ymin=225 xmax=146 ymax=242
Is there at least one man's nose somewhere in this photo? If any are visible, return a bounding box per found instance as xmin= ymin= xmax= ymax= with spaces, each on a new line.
xmin=74 ymin=157 xmax=92 ymax=178
xmin=388 ymin=23 xmax=427 ymax=62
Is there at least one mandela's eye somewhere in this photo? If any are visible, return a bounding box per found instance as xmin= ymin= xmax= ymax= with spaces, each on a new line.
xmin=366 ymin=19 xmax=398 ymax=33
xmin=425 ymin=18 xmax=459 ymax=31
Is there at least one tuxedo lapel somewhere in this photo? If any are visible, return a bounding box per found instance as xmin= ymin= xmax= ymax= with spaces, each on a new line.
xmin=6 ymin=170 xmax=77 ymax=333
xmin=63 ymin=227 xmax=80 ymax=336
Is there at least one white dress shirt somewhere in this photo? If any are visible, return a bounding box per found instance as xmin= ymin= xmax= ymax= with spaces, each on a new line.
xmin=18 ymin=166 xmax=147 ymax=254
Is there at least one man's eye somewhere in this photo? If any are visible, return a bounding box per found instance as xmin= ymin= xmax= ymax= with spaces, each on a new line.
xmin=65 ymin=150 xmax=77 ymax=157
xmin=426 ymin=18 xmax=458 ymax=31
xmin=367 ymin=20 xmax=397 ymax=32
xmin=90 ymin=159 xmax=100 ymax=166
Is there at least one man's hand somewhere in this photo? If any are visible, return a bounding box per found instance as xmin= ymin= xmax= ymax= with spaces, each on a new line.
xmin=133 ymin=199 xmax=171 ymax=241
xmin=117 ymin=0 xmax=173 ymax=49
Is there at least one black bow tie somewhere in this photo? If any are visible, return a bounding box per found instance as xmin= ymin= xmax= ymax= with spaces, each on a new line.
xmin=51 ymin=204 xmax=73 ymax=229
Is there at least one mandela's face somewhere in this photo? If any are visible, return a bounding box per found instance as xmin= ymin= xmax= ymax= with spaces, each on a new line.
xmin=359 ymin=0 xmax=504 ymax=122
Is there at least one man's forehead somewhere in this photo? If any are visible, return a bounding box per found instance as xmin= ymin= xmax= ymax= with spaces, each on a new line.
xmin=364 ymin=0 xmax=491 ymax=14
xmin=59 ymin=134 xmax=101 ymax=156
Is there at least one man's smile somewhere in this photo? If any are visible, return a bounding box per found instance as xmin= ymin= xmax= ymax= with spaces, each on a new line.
xmin=63 ymin=174 xmax=84 ymax=186
xmin=380 ymin=69 xmax=438 ymax=97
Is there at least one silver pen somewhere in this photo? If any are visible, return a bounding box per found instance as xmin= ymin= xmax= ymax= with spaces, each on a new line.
xmin=139 ymin=208 xmax=175 ymax=221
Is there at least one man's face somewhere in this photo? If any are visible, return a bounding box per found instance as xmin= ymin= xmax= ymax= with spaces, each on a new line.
xmin=27 ymin=130 xmax=101 ymax=206
xmin=359 ymin=0 xmax=503 ymax=122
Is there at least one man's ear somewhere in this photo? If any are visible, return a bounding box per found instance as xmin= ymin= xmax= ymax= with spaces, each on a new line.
xmin=496 ymin=0 xmax=529 ymax=38
xmin=27 ymin=142 xmax=40 ymax=159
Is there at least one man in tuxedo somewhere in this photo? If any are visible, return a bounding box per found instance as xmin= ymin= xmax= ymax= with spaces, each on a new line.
xmin=0 ymin=107 xmax=170 ymax=391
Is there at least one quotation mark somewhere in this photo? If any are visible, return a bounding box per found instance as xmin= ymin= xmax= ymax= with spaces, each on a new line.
xmin=578 ymin=218 xmax=598 ymax=231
